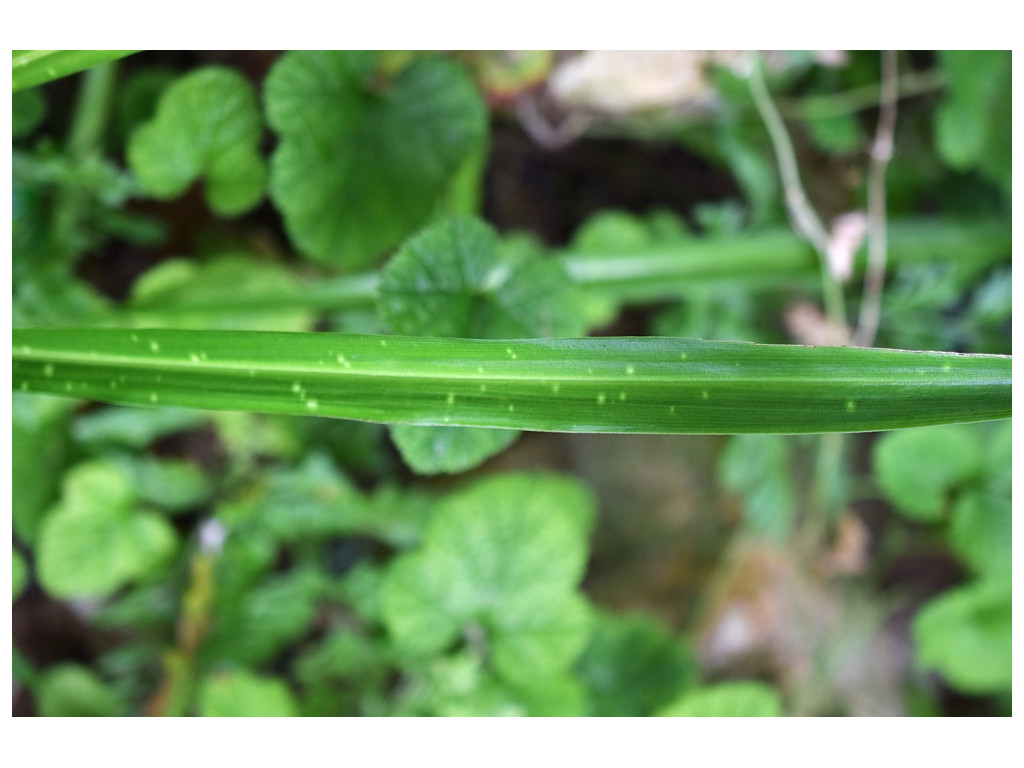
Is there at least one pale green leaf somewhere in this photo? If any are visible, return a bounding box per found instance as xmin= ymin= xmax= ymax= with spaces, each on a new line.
xmin=719 ymin=434 xmax=794 ymax=540
xmin=127 ymin=255 xmax=315 ymax=332
xmin=35 ymin=664 xmax=126 ymax=717
xmin=381 ymin=473 xmax=595 ymax=683
xmin=13 ymin=549 xmax=29 ymax=600
xmin=657 ymin=680 xmax=784 ymax=717
xmin=116 ymin=455 xmax=212 ymax=513
xmin=913 ymin=579 xmax=1011 ymax=694
xmin=873 ymin=425 xmax=982 ymax=522
xmin=72 ymin=405 xmax=207 ymax=449
xmin=390 ymin=424 xmax=519 ymax=475
xmin=37 ymin=461 xmax=178 ymax=598
xmin=127 ymin=67 xmax=265 ymax=216
xmin=13 ymin=393 xmax=74 ymax=543
xmin=948 ymin=491 xmax=1011 ymax=578
xmin=266 ymin=51 xmax=486 ymax=267
xmin=198 ymin=669 xmax=298 ymax=717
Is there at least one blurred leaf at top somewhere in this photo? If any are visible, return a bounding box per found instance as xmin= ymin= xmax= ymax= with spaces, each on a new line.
xmin=265 ymin=51 xmax=487 ymax=268
xmin=127 ymin=66 xmax=266 ymax=217
xmin=935 ymin=51 xmax=1011 ymax=194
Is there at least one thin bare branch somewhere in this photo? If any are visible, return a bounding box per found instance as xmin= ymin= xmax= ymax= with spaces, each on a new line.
xmin=853 ymin=50 xmax=900 ymax=348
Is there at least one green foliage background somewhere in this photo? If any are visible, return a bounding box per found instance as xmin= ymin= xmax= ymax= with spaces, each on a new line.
xmin=11 ymin=50 xmax=1011 ymax=717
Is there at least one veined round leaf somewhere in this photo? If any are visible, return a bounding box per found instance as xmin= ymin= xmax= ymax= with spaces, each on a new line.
xmin=380 ymin=218 xmax=587 ymax=338
xmin=266 ymin=51 xmax=487 ymax=268
xmin=913 ymin=580 xmax=1011 ymax=694
xmin=873 ymin=424 xmax=982 ymax=522
xmin=127 ymin=67 xmax=266 ymax=217
xmin=390 ymin=424 xmax=520 ymax=475
xmin=36 ymin=664 xmax=126 ymax=717
xmin=656 ymin=680 xmax=784 ymax=717
xmin=198 ymin=669 xmax=298 ymax=717
xmin=37 ymin=461 xmax=178 ymax=599
xmin=381 ymin=473 xmax=596 ymax=683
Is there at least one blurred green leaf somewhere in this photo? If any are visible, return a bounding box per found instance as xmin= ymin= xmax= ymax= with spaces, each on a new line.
xmin=948 ymin=491 xmax=1011 ymax=578
xmin=873 ymin=425 xmax=982 ymax=522
xmin=390 ymin=424 xmax=519 ymax=475
xmin=657 ymin=680 xmax=784 ymax=717
xmin=116 ymin=455 xmax=213 ymax=513
xmin=719 ymin=434 xmax=795 ymax=540
xmin=73 ymin=405 xmax=207 ymax=450
xmin=935 ymin=51 xmax=1011 ymax=192
xmin=127 ymin=66 xmax=266 ymax=216
xmin=218 ymin=452 xmax=367 ymax=543
xmin=13 ymin=549 xmax=29 ymax=600
xmin=803 ymin=110 xmax=861 ymax=154
xmin=128 ymin=255 xmax=315 ymax=332
xmin=35 ymin=664 xmax=127 ymax=717
xmin=382 ymin=473 xmax=595 ymax=684
xmin=198 ymin=669 xmax=298 ymax=716
xmin=13 ymin=393 xmax=74 ymax=543
xmin=13 ymin=89 xmax=46 ymax=138
xmin=913 ymin=579 xmax=1011 ymax=695
xmin=37 ymin=461 xmax=178 ymax=598
xmin=203 ymin=568 xmax=324 ymax=666
xmin=266 ymin=51 xmax=486 ymax=267
xmin=576 ymin=612 xmax=697 ymax=716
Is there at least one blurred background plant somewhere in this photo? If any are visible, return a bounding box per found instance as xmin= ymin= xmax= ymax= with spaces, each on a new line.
xmin=12 ymin=49 xmax=1011 ymax=716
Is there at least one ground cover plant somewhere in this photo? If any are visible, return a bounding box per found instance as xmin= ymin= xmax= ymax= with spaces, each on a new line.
xmin=12 ymin=50 xmax=1011 ymax=717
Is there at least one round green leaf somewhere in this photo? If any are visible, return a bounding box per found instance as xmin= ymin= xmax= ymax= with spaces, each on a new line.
xmin=36 ymin=664 xmax=126 ymax=717
xmin=37 ymin=461 xmax=177 ymax=599
xmin=913 ymin=580 xmax=1011 ymax=694
xmin=873 ymin=425 xmax=981 ymax=522
xmin=656 ymin=681 xmax=784 ymax=717
xmin=382 ymin=472 xmax=596 ymax=683
xmin=380 ymin=218 xmax=586 ymax=339
xmin=127 ymin=66 xmax=266 ymax=216
xmin=948 ymin=491 xmax=1011 ymax=577
xmin=266 ymin=52 xmax=486 ymax=267
xmin=198 ymin=669 xmax=298 ymax=717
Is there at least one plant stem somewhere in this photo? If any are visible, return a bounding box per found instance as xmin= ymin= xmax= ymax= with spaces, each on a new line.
xmin=853 ymin=50 xmax=900 ymax=348
xmin=744 ymin=52 xmax=848 ymax=340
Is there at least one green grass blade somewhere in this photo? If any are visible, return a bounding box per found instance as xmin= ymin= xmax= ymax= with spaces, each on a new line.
xmin=12 ymin=50 xmax=140 ymax=93
xmin=13 ymin=329 xmax=1009 ymax=434
xmin=114 ymin=219 xmax=1008 ymax=320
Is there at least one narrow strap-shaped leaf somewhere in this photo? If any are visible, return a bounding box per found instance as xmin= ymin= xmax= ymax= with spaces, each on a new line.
xmin=13 ymin=329 xmax=1010 ymax=434
xmin=12 ymin=50 xmax=140 ymax=92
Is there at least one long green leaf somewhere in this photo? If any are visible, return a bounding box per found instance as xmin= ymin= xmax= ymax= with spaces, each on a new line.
xmin=13 ymin=329 xmax=1009 ymax=434
xmin=12 ymin=50 xmax=140 ymax=93
xmin=117 ymin=219 xmax=1009 ymax=319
